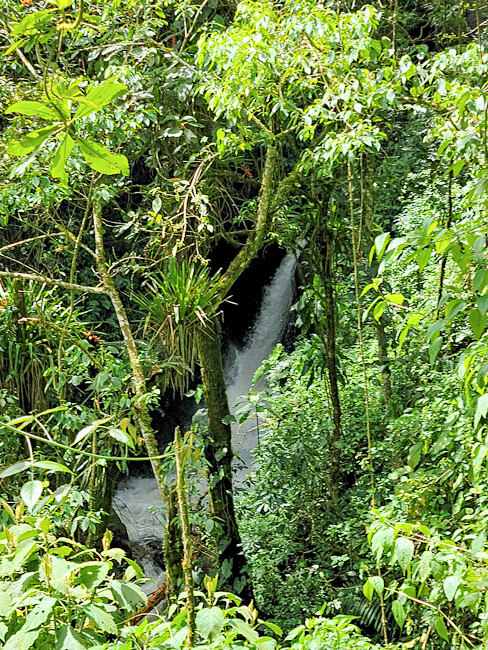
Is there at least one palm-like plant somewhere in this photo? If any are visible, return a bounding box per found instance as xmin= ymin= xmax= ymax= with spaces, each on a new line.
xmin=135 ymin=259 xmax=222 ymax=393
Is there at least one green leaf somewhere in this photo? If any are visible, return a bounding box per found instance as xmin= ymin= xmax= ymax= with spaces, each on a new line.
xmin=7 ymin=126 xmax=57 ymax=156
xmin=394 ymin=537 xmax=414 ymax=573
xmin=477 ymin=295 xmax=488 ymax=315
xmin=20 ymin=480 xmax=43 ymax=510
xmin=0 ymin=460 xmax=32 ymax=478
xmin=417 ymin=247 xmax=432 ymax=271
xmin=391 ymin=601 xmax=405 ymax=628
xmin=110 ymin=580 xmax=147 ymax=612
xmin=443 ymin=575 xmax=461 ymax=601
xmin=369 ymin=575 xmax=384 ymax=596
xmin=5 ymin=101 xmax=60 ymax=121
xmin=76 ymin=562 xmax=109 ymax=590
xmin=385 ymin=293 xmax=404 ymax=305
xmin=435 ymin=616 xmax=449 ymax=642
xmin=196 ymin=606 xmax=225 ymax=639
xmin=229 ymin=618 xmax=259 ymax=644
xmin=83 ymin=603 xmax=118 ymax=635
xmin=0 ymin=589 xmax=11 ymax=616
xmin=55 ymin=624 xmax=88 ymax=650
xmin=74 ymin=80 xmax=127 ymax=119
xmin=50 ymin=134 xmax=75 ymax=183
xmin=24 ymin=596 xmax=57 ymax=631
xmin=429 ymin=337 xmax=442 ymax=364
xmin=4 ymin=629 xmax=40 ymax=650
xmin=56 ymin=0 xmax=73 ymax=8
xmin=4 ymin=38 xmax=28 ymax=56
xmin=471 ymin=531 xmax=486 ymax=556
xmin=363 ymin=579 xmax=374 ymax=601
xmin=33 ymin=460 xmax=74 ymax=474
xmin=474 ymin=269 xmax=488 ymax=293
xmin=78 ymin=138 xmax=129 ymax=175
xmin=475 ymin=393 xmax=488 ymax=428
xmin=108 ymin=428 xmax=135 ymax=449
xmin=371 ymin=527 xmax=394 ymax=560
xmin=470 ymin=307 xmax=487 ymax=340
xmin=375 ymin=232 xmax=390 ymax=261
xmin=418 ymin=550 xmax=433 ymax=582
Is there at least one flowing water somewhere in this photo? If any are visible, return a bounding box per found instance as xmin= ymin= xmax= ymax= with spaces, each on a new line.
xmin=112 ymin=253 xmax=296 ymax=586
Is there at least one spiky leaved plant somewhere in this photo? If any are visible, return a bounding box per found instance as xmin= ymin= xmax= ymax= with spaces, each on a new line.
xmin=135 ymin=259 xmax=222 ymax=394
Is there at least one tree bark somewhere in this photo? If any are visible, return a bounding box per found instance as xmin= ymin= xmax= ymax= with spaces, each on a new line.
xmin=196 ymin=318 xmax=252 ymax=602
xmin=322 ymin=226 xmax=342 ymax=502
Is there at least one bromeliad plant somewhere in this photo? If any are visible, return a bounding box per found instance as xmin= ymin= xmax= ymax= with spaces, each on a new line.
xmin=135 ymin=259 xmax=223 ymax=394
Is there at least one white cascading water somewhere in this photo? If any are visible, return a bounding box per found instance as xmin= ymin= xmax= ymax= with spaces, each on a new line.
xmin=112 ymin=253 xmax=296 ymax=587
xmin=226 ymin=253 xmax=296 ymax=484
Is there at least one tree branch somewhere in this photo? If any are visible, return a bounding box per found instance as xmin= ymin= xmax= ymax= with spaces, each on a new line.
xmin=0 ymin=271 xmax=104 ymax=294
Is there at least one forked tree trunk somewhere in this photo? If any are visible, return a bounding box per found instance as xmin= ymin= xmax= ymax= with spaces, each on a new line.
xmin=196 ymin=318 xmax=252 ymax=602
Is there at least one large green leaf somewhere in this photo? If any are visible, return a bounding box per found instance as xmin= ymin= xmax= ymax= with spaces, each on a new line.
xmin=50 ymin=134 xmax=75 ymax=183
xmin=20 ymin=480 xmax=43 ymax=510
xmin=0 ymin=460 xmax=32 ymax=479
xmin=5 ymin=101 xmax=60 ymax=121
xmin=391 ymin=601 xmax=405 ymax=629
xmin=443 ymin=575 xmax=461 ymax=601
xmin=110 ymin=580 xmax=146 ymax=612
xmin=23 ymin=596 xmax=57 ymax=631
xmin=33 ymin=460 xmax=74 ymax=474
xmin=3 ymin=629 xmax=40 ymax=650
xmin=470 ymin=307 xmax=487 ymax=340
xmin=196 ymin=607 xmax=225 ymax=639
xmin=74 ymin=80 xmax=127 ymax=119
xmin=82 ymin=603 xmax=118 ymax=635
xmin=78 ymin=138 xmax=129 ymax=175
xmin=394 ymin=537 xmax=414 ymax=573
xmin=7 ymin=126 xmax=57 ymax=156
xmin=54 ymin=625 xmax=88 ymax=650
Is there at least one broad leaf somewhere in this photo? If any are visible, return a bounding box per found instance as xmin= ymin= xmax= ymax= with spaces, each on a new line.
xmin=108 ymin=428 xmax=135 ymax=449
xmin=78 ymin=138 xmax=129 ymax=175
xmin=110 ymin=580 xmax=146 ymax=612
xmin=435 ymin=616 xmax=449 ymax=642
xmin=391 ymin=600 xmax=405 ymax=628
xmin=33 ymin=460 xmax=73 ymax=474
xmin=20 ymin=480 xmax=43 ymax=510
xmin=196 ymin=607 xmax=225 ymax=639
xmin=24 ymin=596 xmax=57 ymax=631
xmin=83 ymin=603 xmax=118 ymax=634
xmin=0 ymin=460 xmax=32 ymax=479
xmin=54 ymin=625 xmax=88 ymax=650
xmin=443 ymin=575 xmax=461 ymax=601
xmin=394 ymin=536 xmax=414 ymax=573
xmin=5 ymin=101 xmax=60 ymax=121
xmin=7 ymin=126 xmax=57 ymax=156
xmin=51 ymin=134 xmax=75 ymax=183
xmin=74 ymin=80 xmax=127 ymax=119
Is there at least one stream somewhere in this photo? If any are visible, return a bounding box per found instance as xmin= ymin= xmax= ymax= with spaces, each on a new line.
xmin=112 ymin=253 xmax=296 ymax=590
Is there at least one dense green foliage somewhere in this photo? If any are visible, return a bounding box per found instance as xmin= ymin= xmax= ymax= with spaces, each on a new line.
xmin=2 ymin=0 xmax=488 ymax=647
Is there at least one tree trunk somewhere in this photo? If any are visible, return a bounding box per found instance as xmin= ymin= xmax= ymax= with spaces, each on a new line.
xmin=163 ymin=485 xmax=184 ymax=599
xmin=196 ymin=318 xmax=252 ymax=602
xmin=322 ymin=226 xmax=342 ymax=503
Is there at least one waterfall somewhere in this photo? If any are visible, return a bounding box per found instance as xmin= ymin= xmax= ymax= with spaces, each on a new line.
xmin=112 ymin=253 xmax=295 ymax=586
xmin=226 ymin=253 xmax=296 ymax=485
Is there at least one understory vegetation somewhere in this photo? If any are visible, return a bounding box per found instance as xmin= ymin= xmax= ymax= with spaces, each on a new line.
xmin=2 ymin=0 xmax=488 ymax=647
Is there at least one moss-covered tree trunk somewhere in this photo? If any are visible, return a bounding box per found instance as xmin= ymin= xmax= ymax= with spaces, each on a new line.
xmin=196 ymin=318 xmax=252 ymax=602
